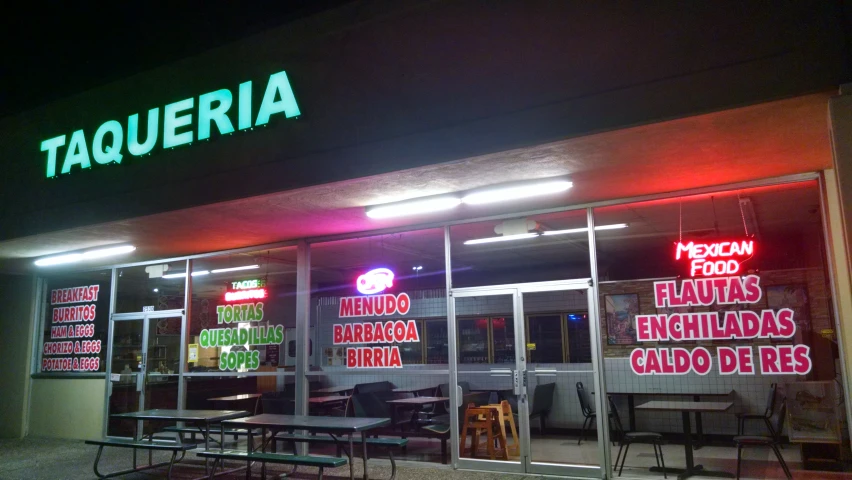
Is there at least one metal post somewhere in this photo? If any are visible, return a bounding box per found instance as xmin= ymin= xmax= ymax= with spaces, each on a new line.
xmin=102 ymin=268 xmax=119 ymax=438
xmin=586 ymin=207 xmax=612 ymax=479
xmin=444 ymin=226 xmax=461 ymax=468
xmin=295 ymin=240 xmax=311 ymax=455
xmin=178 ymin=259 xmax=191 ymax=411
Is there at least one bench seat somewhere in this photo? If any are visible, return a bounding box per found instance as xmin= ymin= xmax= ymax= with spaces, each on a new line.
xmin=198 ymin=449 xmax=346 ymax=479
xmin=85 ymin=438 xmax=196 ymax=479
xmin=85 ymin=438 xmax=197 ymax=451
xmin=275 ymin=433 xmax=408 ymax=448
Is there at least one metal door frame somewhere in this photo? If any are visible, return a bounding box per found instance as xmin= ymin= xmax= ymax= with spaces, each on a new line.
xmin=103 ymin=309 xmax=185 ymax=439
xmin=449 ymin=279 xmax=605 ymax=478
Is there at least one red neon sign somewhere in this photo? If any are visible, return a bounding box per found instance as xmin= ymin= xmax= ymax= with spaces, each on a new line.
xmin=224 ymin=288 xmax=267 ymax=302
xmin=675 ymin=239 xmax=754 ymax=277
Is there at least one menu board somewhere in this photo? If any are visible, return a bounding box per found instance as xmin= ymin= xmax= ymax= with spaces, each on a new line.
xmin=40 ymin=283 xmax=107 ymax=372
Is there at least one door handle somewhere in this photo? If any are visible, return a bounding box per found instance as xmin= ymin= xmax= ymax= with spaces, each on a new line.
xmin=533 ymin=368 xmax=557 ymax=377
xmin=490 ymin=368 xmax=512 ymax=377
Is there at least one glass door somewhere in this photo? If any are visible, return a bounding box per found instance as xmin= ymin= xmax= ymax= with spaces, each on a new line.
xmin=106 ymin=311 xmax=184 ymax=438
xmin=450 ymin=280 xmax=605 ymax=478
xmin=519 ymin=281 xmax=604 ymax=478
xmin=451 ymin=288 xmax=523 ymax=473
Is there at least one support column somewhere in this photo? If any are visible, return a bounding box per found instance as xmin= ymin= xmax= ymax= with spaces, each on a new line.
xmin=295 ymin=240 xmax=311 ymax=417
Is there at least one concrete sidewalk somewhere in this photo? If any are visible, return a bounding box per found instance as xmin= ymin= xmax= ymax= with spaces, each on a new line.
xmin=0 ymin=437 xmax=531 ymax=480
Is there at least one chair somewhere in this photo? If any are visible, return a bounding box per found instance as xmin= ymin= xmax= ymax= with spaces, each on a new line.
xmin=353 ymin=381 xmax=393 ymax=394
xmin=733 ymin=398 xmax=791 ymax=480
xmin=614 ymin=432 xmax=667 ymax=478
xmin=261 ymin=392 xmax=295 ymax=414
xmin=736 ymin=383 xmax=778 ymax=441
xmin=576 ymin=382 xmax=624 ymax=444
xmin=459 ymin=403 xmax=508 ymax=460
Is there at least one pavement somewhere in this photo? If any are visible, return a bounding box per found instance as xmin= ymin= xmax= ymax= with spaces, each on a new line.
xmin=0 ymin=436 xmax=532 ymax=480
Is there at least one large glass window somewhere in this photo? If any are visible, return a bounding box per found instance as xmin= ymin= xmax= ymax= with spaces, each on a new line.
xmin=38 ymin=270 xmax=112 ymax=374
xmin=593 ymin=181 xmax=847 ymax=477
xmin=115 ymin=260 xmax=187 ymax=313
xmin=309 ymin=228 xmax=449 ymax=464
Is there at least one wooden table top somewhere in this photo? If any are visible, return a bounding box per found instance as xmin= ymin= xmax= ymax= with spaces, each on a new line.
xmin=604 ymin=390 xmax=734 ymax=397
xmin=635 ymin=401 xmax=734 ymax=413
xmin=308 ymin=395 xmax=350 ymax=405
xmin=392 ymin=386 xmax=436 ymax=393
xmin=111 ymin=409 xmax=249 ymax=422
xmin=386 ymin=396 xmax=448 ymax=405
xmin=312 ymin=386 xmax=354 ymax=394
xmin=208 ymin=393 xmax=262 ymax=402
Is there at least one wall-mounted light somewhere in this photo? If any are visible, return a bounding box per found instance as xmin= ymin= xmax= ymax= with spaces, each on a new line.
xmin=162 ymin=270 xmax=210 ymax=279
xmin=35 ymin=245 xmax=136 ymax=267
xmin=462 ymin=180 xmax=572 ymax=205
xmin=412 ymin=266 xmax=423 ymax=271
xmin=211 ymin=264 xmax=259 ymax=274
xmin=464 ymin=233 xmax=540 ymax=245
xmin=365 ymin=196 xmax=461 ymax=219
xmin=541 ymin=223 xmax=628 ymax=236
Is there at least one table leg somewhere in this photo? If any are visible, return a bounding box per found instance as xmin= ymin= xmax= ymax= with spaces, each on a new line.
xmin=627 ymin=395 xmax=636 ymax=432
xmin=649 ymin=411 xmax=733 ymax=479
xmin=204 ymin=422 xmax=211 ymax=475
xmin=693 ymin=395 xmax=705 ymax=449
xmin=261 ymin=426 xmax=267 ymax=480
xmin=361 ymin=432 xmax=370 ymax=480
xmin=348 ymin=433 xmax=355 ymax=480
xmin=247 ymin=430 xmax=253 ymax=480
xmin=133 ymin=420 xmax=138 ymax=469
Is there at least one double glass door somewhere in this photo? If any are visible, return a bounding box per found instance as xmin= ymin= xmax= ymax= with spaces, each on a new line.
xmin=105 ymin=311 xmax=184 ymax=437
xmin=449 ymin=280 xmax=608 ymax=478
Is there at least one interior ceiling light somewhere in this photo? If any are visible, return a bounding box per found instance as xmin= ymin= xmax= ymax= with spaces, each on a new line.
xmin=541 ymin=223 xmax=629 ymax=236
xmin=211 ymin=265 xmax=259 ymax=274
xmin=34 ymin=245 xmax=136 ymax=267
xmin=462 ymin=180 xmax=572 ymax=205
xmin=463 ymin=233 xmax=540 ymax=245
xmin=365 ymin=196 xmax=461 ymax=219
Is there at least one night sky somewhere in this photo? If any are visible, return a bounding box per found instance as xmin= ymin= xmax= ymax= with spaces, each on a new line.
xmin=0 ymin=0 xmax=353 ymax=118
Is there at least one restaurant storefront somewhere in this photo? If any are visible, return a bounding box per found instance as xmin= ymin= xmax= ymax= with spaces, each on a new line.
xmin=2 ymin=2 xmax=852 ymax=479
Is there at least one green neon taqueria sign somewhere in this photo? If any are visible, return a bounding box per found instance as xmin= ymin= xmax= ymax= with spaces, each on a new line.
xmin=40 ymin=70 xmax=300 ymax=178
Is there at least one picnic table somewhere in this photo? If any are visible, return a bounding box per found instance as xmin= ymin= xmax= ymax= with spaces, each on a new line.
xmin=222 ymin=414 xmax=390 ymax=480
xmin=636 ymin=401 xmax=734 ymax=479
xmin=89 ymin=409 xmax=248 ymax=479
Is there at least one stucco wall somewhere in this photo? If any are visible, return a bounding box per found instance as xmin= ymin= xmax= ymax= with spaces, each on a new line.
xmin=28 ymin=378 xmax=105 ymax=440
xmin=0 ymin=274 xmax=35 ymax=439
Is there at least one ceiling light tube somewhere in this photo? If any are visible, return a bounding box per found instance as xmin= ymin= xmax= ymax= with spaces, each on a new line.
xmin=210 ymin=265 xmax=260 ymax=274
xmin=464 ymin=233 xmax=540 ymax=245
xmin=462 ymin=180 xmax=572 ymax=205
xmin=542 ymin=223 xmax=628 ymax=236
xmin=162 ymin=272 xmax=187 ymax=279
xmin=191 ymin=270 xmax=210 ymax=276
xmin=35 ymin=245 xmax=136 ymax=266
xmin=366 ymin=196 xmax=461 ymax=219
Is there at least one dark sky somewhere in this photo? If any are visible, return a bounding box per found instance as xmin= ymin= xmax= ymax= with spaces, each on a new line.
xmin=0 ymin=0 xmax=353 ymax=118
xmin=2 ymin=1 xmax=850 ymax=119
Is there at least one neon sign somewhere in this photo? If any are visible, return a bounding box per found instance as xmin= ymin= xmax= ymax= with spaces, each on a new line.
xmin=356 ymin=268 xmax=394 ymax=295
xmin=41 ymin=70 xmax=300 ymax=178
xmin=675 ymin=239 xmax=754 ymax=277
xmin=231 ymin=279 xmax=265 ymax=290
xmin=224 ymin=288 xmax=267 ymax=302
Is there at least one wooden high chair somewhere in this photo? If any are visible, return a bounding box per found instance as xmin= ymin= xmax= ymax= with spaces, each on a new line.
xmin=488 ymin=400 xmax=519 ymax=456
xmin=459 ymin=403 xmax=508 ymax=460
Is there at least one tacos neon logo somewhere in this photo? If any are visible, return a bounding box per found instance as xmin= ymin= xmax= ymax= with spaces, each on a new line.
xmin=40 ymin=70 xmax=300 ymax=178
xmin=356 ymin=268 xmax=395 ymax=295
xmin=675 ymin=239 xmax=755 ymax=277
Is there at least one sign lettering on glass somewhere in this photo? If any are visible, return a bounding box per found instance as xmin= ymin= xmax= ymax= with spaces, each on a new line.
xmin=42 ymin=284 xmax=102 ymax=372
xmin=630 ymin=275 xmax=812 ymax=376
xmin=40 ymin=70 xmax=300 ymax=178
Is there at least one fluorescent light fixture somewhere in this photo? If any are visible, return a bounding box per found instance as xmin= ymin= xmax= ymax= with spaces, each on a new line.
xmin=366 ymin=196 xmax=461 ymax=219
xmin=35 ymin=245 xmax=136 ymax=266
xmin=162 ymin=272 xmax=187 ymax=279
xmin=542 ymin=223 xmax=628 ymax=236
xmin=462 ymin=180 xmax=572 ymax=205
xmin=192 ymin=270 xmax=210 ymax=276
xmin=464 ymin=233 xmax=540 ymax=245
xmin=211 ymin=265 xmax=259 ymax=274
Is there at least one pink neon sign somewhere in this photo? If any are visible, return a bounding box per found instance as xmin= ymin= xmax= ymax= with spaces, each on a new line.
xmin=356 ymin=268 xmax=395 ymax=295
xmin=675 ymin=239 xmax=755 ymax=277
